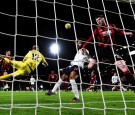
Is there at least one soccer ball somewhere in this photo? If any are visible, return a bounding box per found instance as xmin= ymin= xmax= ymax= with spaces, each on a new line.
xmin=65 ymin=23 xmax=71 ymax=29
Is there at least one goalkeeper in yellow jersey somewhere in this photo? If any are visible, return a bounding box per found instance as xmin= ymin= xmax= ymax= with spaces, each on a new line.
xmin=0 ymin=45 xmax=48 ymax=80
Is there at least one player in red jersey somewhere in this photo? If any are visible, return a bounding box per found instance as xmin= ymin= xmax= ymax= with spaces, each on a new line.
xmin=0 ymin=50 xmax=13 ymax=89
xmin=0 ymin=50 xmax=13 ymax=75
xmin=86 ymin=71 xmax=97 ymax=92
xmin=48 ymin=71 xmax=58 ymax=89
xmin=83 ymin=15 xmax=135 ymax=90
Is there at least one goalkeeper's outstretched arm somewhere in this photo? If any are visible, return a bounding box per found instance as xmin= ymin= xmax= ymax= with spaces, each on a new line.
xmin=42 ymin=61 xmax=48 ymax=67
xmin=42 ymin=56 xmax=48 ymax=67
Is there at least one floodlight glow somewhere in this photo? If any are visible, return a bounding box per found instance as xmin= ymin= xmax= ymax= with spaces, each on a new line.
xmin=123 ymin=46 xmax=127 ymax=49
xmin=50 ymin=43 xmax=59 ymax=54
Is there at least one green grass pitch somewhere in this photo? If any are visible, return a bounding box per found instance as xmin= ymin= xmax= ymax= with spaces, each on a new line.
xmin=0 ymin=91 xmax=135 ymax=115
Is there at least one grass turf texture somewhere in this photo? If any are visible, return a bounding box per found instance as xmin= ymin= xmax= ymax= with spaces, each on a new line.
xmin=0 ymin=91 xmax=135 ymax=115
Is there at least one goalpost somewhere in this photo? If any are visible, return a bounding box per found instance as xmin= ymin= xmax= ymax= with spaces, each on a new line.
xmin=0 ymin=0 xmax=135 ymax=115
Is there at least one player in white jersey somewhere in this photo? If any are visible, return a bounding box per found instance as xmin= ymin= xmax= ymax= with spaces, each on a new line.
xmin=30 ymin=76 xmax=35 ymax=91
xmin=70 ymin=48 xmax=90 ymax=68
xmin=112 ymin=73 xmax=119 ymax=85
xmin=111 ymin=72 xmax=127 ymax=91
xmin=46 ymin=40 xmax=90 ymax=102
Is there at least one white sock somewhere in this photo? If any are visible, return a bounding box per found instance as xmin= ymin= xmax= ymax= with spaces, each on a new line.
xmin=70 ymin=79 xmax=79 ymax=99
xmin=52 ymin=79 xmax=63 ymax=93
xmin=120 ymin=86 xmax=124 ymax=90
xmin=120 ymin=86 xmax=126 ymax=91
xmin=112 ymin=87 xmax=115 ymax=91
xmin=32 ymin=87 xmax=34 ymax=91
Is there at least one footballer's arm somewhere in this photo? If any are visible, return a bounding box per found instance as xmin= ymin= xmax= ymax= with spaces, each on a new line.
xmin=41 ymin=55 xmax=48 ymax=67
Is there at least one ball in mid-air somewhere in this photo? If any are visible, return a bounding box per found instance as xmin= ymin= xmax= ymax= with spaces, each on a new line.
xmin=65 ymin=23 xmax=71 ymax=29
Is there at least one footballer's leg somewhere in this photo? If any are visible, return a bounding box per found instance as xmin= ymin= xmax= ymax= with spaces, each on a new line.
xmin=88 ymin=58 xmax=96 ymax=70
xmin=69 ymin=71 xmax=80 ymax=102
xmin=115 ymin=60 xmax=135 ymax=80
xmin=2 ymin=57 xmax=25 ymax=70
xmin=0 ymin=70 xmax=24 ymax=80
xmin=0 ymin=73 xmax=12 ymax=80
xmin=0 ymin=57 xmax=12 ymax=65
xmin=115 ymin=60 xmax=135 ymax=91
xmin=46 ymin=74 xmax=67 ymax=95
xmin=10 ymin=60 xmax=24 ymax=69
xmin=12 ymin=66 xmax=31 ymax=78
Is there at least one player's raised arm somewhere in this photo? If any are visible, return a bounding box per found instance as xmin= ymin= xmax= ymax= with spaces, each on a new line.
xmin=112 ymin=24 xmax=133 ymax=37
xmin=125 ymin=32 xmax=133 ymax=37
xmin=83 ymin=29 xmax=97 ymax=48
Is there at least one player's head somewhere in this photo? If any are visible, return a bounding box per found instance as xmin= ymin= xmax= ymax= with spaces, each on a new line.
xmin=77 ymin=40 xmax=83 ymax=49
xmin=32 ymin=45 xmax=39 ymax=51
xmin=5 ymin=50 xmax=11 ymax=56
xmin=113 ymin=72 xmax=117 ymax=76
xmin=95 ymin=15 xmax=106 ymax=26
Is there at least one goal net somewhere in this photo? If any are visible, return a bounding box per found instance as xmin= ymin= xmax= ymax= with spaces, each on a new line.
xmin=0 ymin=0 xmax=135 ymax=115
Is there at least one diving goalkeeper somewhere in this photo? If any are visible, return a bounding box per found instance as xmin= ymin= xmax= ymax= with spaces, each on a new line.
xmin=0 ymin=45 xmax=48 ymax=80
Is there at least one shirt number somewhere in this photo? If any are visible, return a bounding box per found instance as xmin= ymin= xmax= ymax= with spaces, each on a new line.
xmin=32 ymin=53 xmax=39 ymax=61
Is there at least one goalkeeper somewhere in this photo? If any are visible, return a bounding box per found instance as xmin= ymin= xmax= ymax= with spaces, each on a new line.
xmin=0 ymin=45 xmax=48 ymax=80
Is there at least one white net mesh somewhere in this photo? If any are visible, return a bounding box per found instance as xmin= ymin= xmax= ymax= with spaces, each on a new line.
xmin=0 ymin=0 xmax=135 ymax=115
